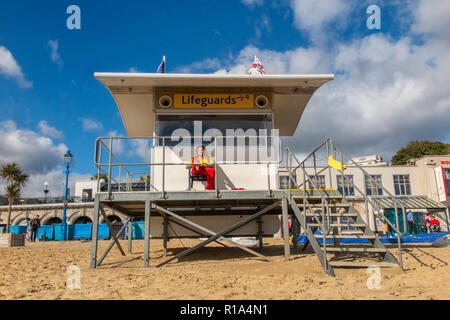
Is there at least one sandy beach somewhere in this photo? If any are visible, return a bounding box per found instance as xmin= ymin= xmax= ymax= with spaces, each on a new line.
xmin=0 ymin=238 xmax=448 ymax=300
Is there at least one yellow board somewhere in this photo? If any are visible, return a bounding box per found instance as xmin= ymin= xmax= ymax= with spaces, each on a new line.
xmin=173 ymin=94 xmax=254 ymax=109
xmin=328 ymin=156 xmax=347 ymax=171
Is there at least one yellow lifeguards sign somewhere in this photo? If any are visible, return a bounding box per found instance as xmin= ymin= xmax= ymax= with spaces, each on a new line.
xmin=174 ymin=94 xmax=254 ymax=108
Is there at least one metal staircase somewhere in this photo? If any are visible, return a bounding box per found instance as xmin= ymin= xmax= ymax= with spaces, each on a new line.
xmin=285 ymin=139 xmax=406 ymax=276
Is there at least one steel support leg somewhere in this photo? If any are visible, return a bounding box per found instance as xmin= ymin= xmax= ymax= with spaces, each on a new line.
xmin=290 ymin=201 xmax=335 ymax=277
xmin=282 ymin=198 xmax=291 ymax=260
xmin=292 ymin=215 xmax=300 ymax=250
xmin=127 ymin=217 xmax=133 ymax=253
xmin=90 ymin=197 xmax=100 ymax=269
xmin=257 ymin=216 xmax=263 ymax=250
xmin=163 ymin=216 xmax=168 ymax=257
xmin=144 ymin=200 xmax=151 ymax=268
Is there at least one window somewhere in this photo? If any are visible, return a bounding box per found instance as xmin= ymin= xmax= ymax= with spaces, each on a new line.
xmin=337 ymin=175 xmax=355 ymax=196
xmin=308 ymin=175 xmax=326 ymax=190
xmin=365 ymin=175 xmax=383 ymax=196
xmin=82 ymin=189 xmax=93 ymax=202
xmin=444 ymin=169 xmax=450 ymax=196
xmin=155 ymin=114 xmax=273 ymax=145
xmin=393 ymin=175 xmax=411 ymax=195
xmin=279 ymin=175 xmax=296 ymax=189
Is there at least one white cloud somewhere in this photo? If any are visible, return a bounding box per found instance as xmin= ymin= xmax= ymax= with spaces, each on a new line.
xmin=213 ymin=45 xmax=330 ymax=75
xmin=411 ymin=0 xmax=450 ymax=42
xmin=0 ymin=46 xmax=33 ymax=88
xmin=290 ymin=0 xmax=351 ymax=42
xmin=38 ymin=120 xmax=64 ymax=140
xmin=179 ymin=1 xmax=450 ymax=161
xmin=47 ymin=40 xmax=63 ymax=68
xmin=176 ymin=58 xmax=222 ymax=73
xmin=81 ymin=118 xmax=103 ymax=132
xmin=241 ymin=0 xmax=264 ymax=8
xmin=254 ymin=14 xmax=272 ymax=41
xmin=20 ymin=170 xmax=91 ymax=198
xmin=0 ymin=121 xmax=91 ymax=198
xmin=0 ymin=121 xmax=67 ymax=174
xmin=107 ymin=130 xmax=125 ymax=155
xmin=129 ymin=66 xmax=138 ymax=73
xmin=129 ymin=139 xmax=150 ymax=162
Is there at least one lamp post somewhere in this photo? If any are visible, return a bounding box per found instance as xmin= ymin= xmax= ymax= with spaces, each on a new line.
xmin=62 ymin=150 xmax=73 ymax=241
xmin=44 ymin=182 xmax=49 ymax=204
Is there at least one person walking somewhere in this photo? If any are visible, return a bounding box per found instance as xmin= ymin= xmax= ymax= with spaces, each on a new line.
xmin=420 ymin=212 xmax=428 ymax=234
xmin=30 ymin=215 xmax=40 ymax=242
xmin=407 ymin=210 xmax=418 ymax=236
xmin=425 ymin=212 xmax=432 ymax=233
xmin=419 ymin=212 xmax=428 ymax=233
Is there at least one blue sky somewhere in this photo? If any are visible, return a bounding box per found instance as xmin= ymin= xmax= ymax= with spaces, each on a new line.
xmin=0 ymin=0 xmax=449 ymax=197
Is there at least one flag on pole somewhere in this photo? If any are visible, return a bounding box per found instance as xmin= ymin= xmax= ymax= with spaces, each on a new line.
xmin=248 ymin=56 xmax=265 ymax=75
xmin=328 ymin=156 xmax=347 ymax=171
xmin=157 ymin=56 xmax=166 ymax=73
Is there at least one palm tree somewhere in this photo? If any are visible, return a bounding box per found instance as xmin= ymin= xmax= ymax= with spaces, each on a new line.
xmin=91 ymin=173 xmax=108 ymax=183
xmin=138 ymin=175 xmax=150 ymax=183
xmin=1 ymin=163 xmax=29 ymax=233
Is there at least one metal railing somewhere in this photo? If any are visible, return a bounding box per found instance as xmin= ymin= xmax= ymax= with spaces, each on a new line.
xmin=286 ymin=138 xmax=408 ymax=268
xmin=332 ymin=143 xmax=408 ymax=237
xmin=94 ymin=135 xmax=283 ymax=197
xmin=286 ymin=147 xmax=332 ymax=236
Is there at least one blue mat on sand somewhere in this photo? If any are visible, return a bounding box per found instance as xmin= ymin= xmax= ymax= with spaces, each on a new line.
xmin=296 ymin=231 xmax=450 ymax=245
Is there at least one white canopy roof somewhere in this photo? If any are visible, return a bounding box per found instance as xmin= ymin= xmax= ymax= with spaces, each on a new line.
xmin=95 ymin=73 xmax=334 ymax=137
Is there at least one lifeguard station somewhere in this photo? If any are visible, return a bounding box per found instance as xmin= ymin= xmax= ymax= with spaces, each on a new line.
xmin=90 ymin=73 xmax=405 ymax=276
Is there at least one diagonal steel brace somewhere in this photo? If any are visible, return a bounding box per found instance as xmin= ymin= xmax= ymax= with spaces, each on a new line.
xmin=100 ymin=206 xmax=126 ymax=255
xmin=96 ymin=216 xmax=129 ymax=267
xmin=154 ymin=201 xmax=281 ymax=267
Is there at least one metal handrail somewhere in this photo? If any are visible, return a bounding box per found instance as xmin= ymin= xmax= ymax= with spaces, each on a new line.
xmin=94 ymin=135 xmax=283 ymax=195
xmin=334 ymin=144 xmax=408 ymax=236
xmin=94 ymin=136 xmax=283 ymax=166
xmin=286 ymin=137 xmax=407 ymax=269
xmin=286 ymin=147 xmax=331 ymax=236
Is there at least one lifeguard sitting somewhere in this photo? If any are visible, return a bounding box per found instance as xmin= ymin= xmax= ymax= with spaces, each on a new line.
xmin=186 ymin=146 xmax=216 ymax=190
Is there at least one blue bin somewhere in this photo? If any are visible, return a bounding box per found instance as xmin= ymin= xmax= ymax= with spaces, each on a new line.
xmin=132 ymin=221 xmax=145 ymax=239
xmin=54 ymin=224 xmax=74 ymax=241
xmin=37 ymin=225 xmax=54 ymax=241
xmin=73 ymin=224 xmax=92 ymax=239
xmin=9 ymin=225 xmax=27 ymax=234
xmin=98 ymin=224 xmax=109 ymax=239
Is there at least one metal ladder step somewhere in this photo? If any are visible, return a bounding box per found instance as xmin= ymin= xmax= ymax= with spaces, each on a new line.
xmin=308 ymin=223 xmax=366 ymax=228
xmin=322 ymin=247 xmax=387 ymax=253
xmin=300 ymin=204 xmax=350 ymax=208
xmin=314 ymin=234 xmax=376 ymax=239
xmin=328 ymin=261 xmax=398 ymax=268
xmin=305 ymin=213 xmax=357 ymax=217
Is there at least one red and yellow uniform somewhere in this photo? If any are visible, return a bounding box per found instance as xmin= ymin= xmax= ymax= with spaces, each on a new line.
xmin=190 ymin=156 xmax=215 ymax=190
